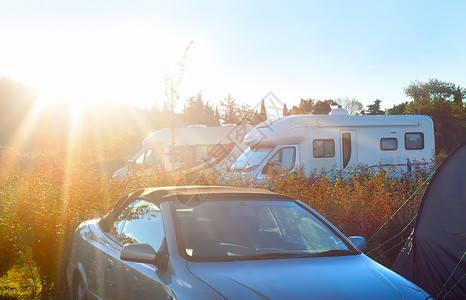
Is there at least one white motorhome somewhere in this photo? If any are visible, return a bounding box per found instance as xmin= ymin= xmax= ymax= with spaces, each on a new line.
xmin=229 ymin=108 xmax=435 ymax=179
xmin=112 ymin=124 xmax=252 ymax=180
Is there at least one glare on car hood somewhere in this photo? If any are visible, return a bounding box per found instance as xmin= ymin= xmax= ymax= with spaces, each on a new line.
xmin=186 ymin=255 xmax=428 ymax=300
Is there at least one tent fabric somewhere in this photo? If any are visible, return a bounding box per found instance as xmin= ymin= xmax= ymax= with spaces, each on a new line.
xmin=392 ymin=141 xmax=466 ymax=299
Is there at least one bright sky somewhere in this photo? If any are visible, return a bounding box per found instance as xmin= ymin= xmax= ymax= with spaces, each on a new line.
xmin=1 ymin=0 xmax=465 ymax=111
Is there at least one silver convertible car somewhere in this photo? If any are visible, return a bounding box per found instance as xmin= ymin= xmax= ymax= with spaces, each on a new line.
xmin=67 ymin=186 xmax=431 ymax=299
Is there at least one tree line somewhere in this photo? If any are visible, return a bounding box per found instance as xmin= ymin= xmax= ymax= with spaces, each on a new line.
xmin=0 ymin=77 xmax=464 ymax=158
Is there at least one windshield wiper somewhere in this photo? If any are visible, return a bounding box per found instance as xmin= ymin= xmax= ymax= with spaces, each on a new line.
xmin=208 ymin=249 xmax=357 ymax=262
xmin=240 ymin=252 xmax=312 ymax=260
xmin=309 ymin=249 xmax=357 ymax=257
xmin=229 ymin=165 xmax=258 ymax=172
xmin=247 ymin=250 xmax=357 ymax=260
xmin=242 ymin=165 xmax=259 ymax=172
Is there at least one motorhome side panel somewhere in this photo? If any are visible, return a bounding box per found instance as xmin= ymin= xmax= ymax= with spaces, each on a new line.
xmin=264 ymin=115 xmax=434 ymax=176
xmin=298 ymin=127 xmax=340 ymax=173
xmin=299 ymin=118 xmax=435 ymax=174
xmin=354 ymin=119 xmax=434 ymax=168
xmin=113 ymin=125 xmax=253 ymax=179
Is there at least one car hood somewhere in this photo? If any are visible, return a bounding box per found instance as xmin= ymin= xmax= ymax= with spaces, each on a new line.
xmin=186 ymin=255 xmax=429 ymax=299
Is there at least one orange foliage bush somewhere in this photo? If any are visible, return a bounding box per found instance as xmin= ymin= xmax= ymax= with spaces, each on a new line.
xmin=0 ymin=152 xmax=432 ymax=295
xmin=265 ymin=165 xmax=428 ymax=266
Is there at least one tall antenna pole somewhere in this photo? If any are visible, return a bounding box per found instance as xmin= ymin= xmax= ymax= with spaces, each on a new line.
xmin=164 ymin=40 xmax=194 ymax=171
xmin=171 ymin=75 xmax=175 ymax=171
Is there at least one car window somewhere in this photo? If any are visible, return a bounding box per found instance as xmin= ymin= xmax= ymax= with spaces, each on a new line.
xmin=174 ymin=200 xmax=353 ymax=261
xmin=109 ymin=200 xmax=164 ymax=250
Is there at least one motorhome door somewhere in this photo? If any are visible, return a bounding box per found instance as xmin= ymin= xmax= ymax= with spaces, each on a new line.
xmin=340 ymin=131 xmax=358 ymax=169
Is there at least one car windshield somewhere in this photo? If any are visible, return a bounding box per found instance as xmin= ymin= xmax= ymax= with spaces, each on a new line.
xmin=229 ymin=147 xmax=273 ymax=171
xmin=174 ymin=200 xmax=356 ymax=261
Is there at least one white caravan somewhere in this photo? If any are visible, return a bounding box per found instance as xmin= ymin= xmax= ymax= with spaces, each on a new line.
xmin=113 ymin=124 xmax=253 ymax=180
xmin=229 ymin=108 xmax=435 ymax=179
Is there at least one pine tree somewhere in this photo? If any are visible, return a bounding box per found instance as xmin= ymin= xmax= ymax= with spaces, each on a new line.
xmin=252 ymin=99 xmax=268 ymax=124
xmin=219 ymin=94 xmax=240 ymax=124
xmin=283 ymin=103 xmax=289 ymax=116
xmin=259 ymin=99 xmax=267 ymax=121
xmin=366 ymin=99 xmax=384 ymax=115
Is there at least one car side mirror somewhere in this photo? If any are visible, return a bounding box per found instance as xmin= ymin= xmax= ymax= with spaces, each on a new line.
xmin=348 ymin=236 xmax=367 ymax=252
xmin=121 ymin=243 xmax=157 ymax=264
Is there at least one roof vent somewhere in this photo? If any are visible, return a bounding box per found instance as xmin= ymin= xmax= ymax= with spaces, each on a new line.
xmin=329 ymin=108 xmax=350 ymax=116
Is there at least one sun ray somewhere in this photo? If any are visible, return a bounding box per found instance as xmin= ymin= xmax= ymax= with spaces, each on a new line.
xmin=1 ymin=99 xmax=49 ymax=175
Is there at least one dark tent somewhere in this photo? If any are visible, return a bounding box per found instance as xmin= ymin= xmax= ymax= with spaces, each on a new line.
xmin=392 ymin=141 xmax=466 ymax=299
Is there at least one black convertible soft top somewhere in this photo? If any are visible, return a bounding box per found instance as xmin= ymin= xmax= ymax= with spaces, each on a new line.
xmin=98 ymin=186 xmax=292 ymax=231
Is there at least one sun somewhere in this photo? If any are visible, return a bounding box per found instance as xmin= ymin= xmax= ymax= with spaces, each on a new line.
xmin=16 ymin=30 xmax=210 ymax=115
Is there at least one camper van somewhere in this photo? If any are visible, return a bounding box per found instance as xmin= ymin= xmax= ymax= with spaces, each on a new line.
xmin=112 ymin=124 xmax=252 ymax=180
xmin=229 ymin=108 xmax=435 ymax=179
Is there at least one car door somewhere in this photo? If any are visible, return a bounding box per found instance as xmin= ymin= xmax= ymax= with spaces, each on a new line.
xmin=103 ymin=199 xmax=172 ymax=299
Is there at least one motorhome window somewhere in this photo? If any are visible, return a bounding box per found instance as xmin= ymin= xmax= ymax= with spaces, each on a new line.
xmin=170 ymin=146 xmax=196 ymax=163
xmin=313 ymin=140 xmax=335 ymax=158
xmin=229 ymin=147 xmax=273 ymax=171
xmin=135 ymin=152 xmax=145 ymax=165
xmin=144 ymin=149 xmax=157 ymax=167
xmin=380 ymin=138 xmax=398 ymax=151
xmin=261 ymin=147 xmax=296 ymax=174
xmin=195 ymin=146 xmax=208 ymax=163
xmin=405 ymin=133 xmax=424 ymax=150
xmin=342 ymin=133 xmax=351 ymax=169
